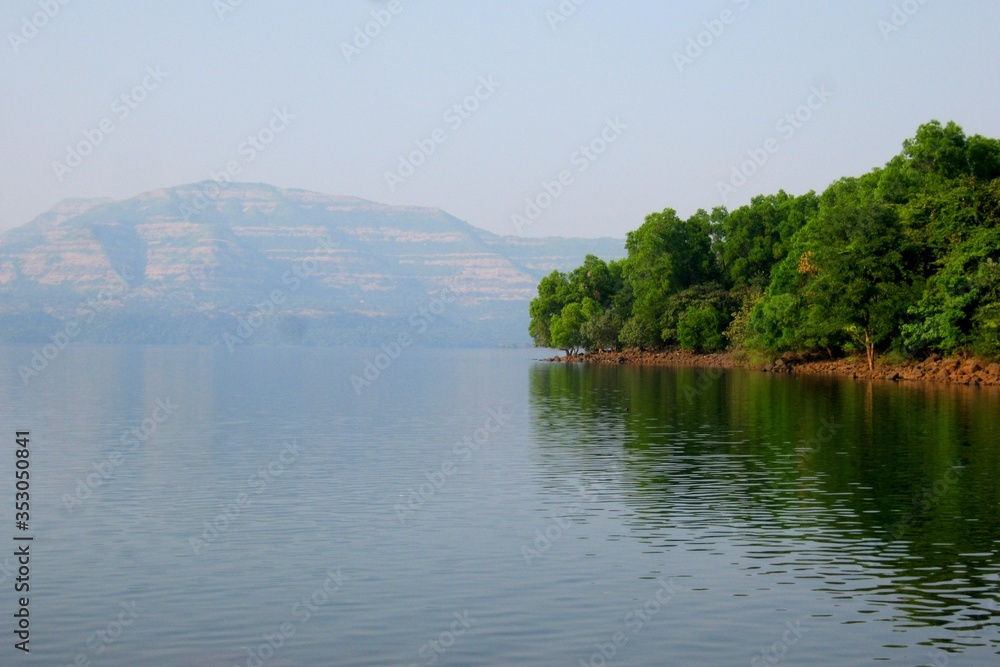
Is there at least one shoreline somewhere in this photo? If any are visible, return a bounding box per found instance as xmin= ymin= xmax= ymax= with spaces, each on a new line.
xmin=543 ymin=349 xmax=1000 ymax=388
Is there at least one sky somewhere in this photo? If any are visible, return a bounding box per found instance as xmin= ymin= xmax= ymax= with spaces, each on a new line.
xmin=2 ymin=0 xmax=999 ymax=240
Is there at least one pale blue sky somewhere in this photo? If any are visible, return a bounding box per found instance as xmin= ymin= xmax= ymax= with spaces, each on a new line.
xmin=2 ymin=0 xmax=999 ymax=238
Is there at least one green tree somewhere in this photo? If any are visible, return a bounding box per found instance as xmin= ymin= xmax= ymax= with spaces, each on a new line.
xmin=902 ymin=120 xmax=969 ymax=179
xmin=903 ymin=227 xmax=1000 ymax=356
xmin=528 ymin=270 xmax=570 ymax=347
xmin=567 ymin=255 xmax=618 ymax=306
xmin=677 ymin=304 xmax=727 ymax=352
xmin=530 ymin=120 xmax=1000 ymax=365
xmin=967 ymin=134 xmax=1000 ymax=181
xmin=550 ymin=302 xmax=587 ymax=355
xmin=804 ymin=180 xmax=915 ymax=369
xmin=658 ymin=282 xmax=732 ymax=346
xmin=576 ymin=294 xmax=628 ymax=351
xmin=623 ymin=209 xmax=719 ymax=344
xmin=716 ymin=191 xmax=818 ymax=291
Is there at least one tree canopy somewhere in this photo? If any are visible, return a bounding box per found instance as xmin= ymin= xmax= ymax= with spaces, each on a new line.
xmin=529 ymin=121 xmax=1000 ymax=365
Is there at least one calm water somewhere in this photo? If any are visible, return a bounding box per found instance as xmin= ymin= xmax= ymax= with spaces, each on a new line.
xmin=0 ymin=346 xmax=998 ymax=666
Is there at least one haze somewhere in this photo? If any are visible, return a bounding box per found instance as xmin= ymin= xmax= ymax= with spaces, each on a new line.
xmin=2 ymin=0 xmax=999 ymax=239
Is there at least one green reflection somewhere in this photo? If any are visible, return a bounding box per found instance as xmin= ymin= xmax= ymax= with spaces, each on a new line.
xmin=529 ymin=362 xmax=1000 ymax=638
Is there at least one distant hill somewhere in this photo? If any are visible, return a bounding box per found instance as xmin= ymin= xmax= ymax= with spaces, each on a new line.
xmin=0 ymin=183 xmax=624 ymax=346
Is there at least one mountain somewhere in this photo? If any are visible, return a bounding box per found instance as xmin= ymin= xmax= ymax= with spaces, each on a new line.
xmin=0 ymin=183 xmax=624 ymax=347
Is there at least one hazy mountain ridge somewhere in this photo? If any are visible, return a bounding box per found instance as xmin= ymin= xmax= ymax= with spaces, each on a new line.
xmin=0 ymin=183 xmax=624 ymax=346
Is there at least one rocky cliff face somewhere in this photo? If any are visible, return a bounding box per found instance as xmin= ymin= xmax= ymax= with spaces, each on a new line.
xmin=0 ymin=183 xmax=623 ymax=346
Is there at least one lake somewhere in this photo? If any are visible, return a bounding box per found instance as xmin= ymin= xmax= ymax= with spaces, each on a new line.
xmin=1 ymin=346 xmax=998 ymax=666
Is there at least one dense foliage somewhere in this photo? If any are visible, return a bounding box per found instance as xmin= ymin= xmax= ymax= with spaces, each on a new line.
xmin=530 ymin=121 xmax=1000 ymax=365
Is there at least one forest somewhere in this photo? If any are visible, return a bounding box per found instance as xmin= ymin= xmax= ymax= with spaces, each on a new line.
xmin=529 ymin=121 xmax=1000 ymax=368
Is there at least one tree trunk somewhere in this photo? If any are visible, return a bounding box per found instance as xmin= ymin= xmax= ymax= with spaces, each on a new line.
xmin=865 ymin=329 xmax=875 ymax=371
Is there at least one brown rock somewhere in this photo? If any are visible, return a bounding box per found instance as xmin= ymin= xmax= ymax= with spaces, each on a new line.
xmin=772 ymin=359 xmax=792 ymax=373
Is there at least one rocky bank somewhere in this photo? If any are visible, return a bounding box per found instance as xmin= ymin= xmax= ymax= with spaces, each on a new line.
xmin=544 ymin=349 xmax=1000 ymax=387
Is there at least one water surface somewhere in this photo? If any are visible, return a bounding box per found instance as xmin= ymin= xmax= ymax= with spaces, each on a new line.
xmin=0 ymin=346 xmax=997 ymax=665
